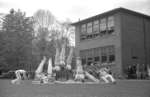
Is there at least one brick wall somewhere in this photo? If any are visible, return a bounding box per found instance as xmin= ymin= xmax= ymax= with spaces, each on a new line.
xmin=121 ymin=12 xmax=146 ymax=74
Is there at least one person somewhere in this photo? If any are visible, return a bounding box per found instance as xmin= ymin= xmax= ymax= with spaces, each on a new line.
xmin=98 ymin=67 xmax=116 ymax=84
xmin=35 ymin=56 xmax=46 ymax=80
xmin=74 ymin=64 xmax=85 ymax=82
xmin=127 ymin=65 xmax=132 ymax=79
xmin=39 ymin=73 xmax=49 ymax=84
xmin=147 ymin=65 xmax=150 ymax=79
xmin=74 ymin=58 xmax=85 ymax=82
xmin=136 ymin=64 xmax=141 ymax=79
xmin=11 ymin=69 xmax=27 ymax=84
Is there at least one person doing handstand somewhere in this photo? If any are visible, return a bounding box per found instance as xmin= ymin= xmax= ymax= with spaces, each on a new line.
xmin=98 ymin=67 xmax=116 ymax=84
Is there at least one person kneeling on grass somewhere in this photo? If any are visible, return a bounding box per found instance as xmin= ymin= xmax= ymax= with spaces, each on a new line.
xmin=98 ymin=67 xmax=116 ymax=84
xmin=11 ymin=69 xmax=27 ymax=84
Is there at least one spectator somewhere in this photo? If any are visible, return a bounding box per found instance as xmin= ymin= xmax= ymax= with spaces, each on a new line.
xmin=147 ymin=65 xmax=150 ymax=79
xmin=136 ymin=64 xmax=141 ymax=79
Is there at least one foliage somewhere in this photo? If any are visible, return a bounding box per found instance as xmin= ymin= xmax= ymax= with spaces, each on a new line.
xmin=0 ymin=9 xmax=34 ymax=70
xmin=32 ymin=9 xmax=57 ymax=60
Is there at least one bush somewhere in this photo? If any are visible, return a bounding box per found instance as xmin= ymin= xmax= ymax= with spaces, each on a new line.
xmin=0 ymin=71 xmax=16 ymax=79
xmin=28 ymin=71 xmax=35 ymax=79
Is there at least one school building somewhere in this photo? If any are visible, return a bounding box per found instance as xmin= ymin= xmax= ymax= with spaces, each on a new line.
xmin=72 ymin=7 xmax=150 ymax=78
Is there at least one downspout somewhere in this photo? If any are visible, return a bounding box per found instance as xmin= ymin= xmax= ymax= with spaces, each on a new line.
xmin=143 ymin=18 xmax=147 ymax=70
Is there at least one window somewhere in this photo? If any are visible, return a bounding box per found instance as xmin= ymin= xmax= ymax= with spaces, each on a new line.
xmin=87 ymin=49 xmax=94 ymax=57
xmin=93 ymin=48 xmax=100 ymax=63
xmin=108 ymin=46 xmax=115 ymax=62
xmin=81 ymin=24 xmax=86 ymax=34
xmin=88 ymin=57 xmax=93 ymax=60
xmin=109 ymin=55 xmax=115 ymax=62
xmin=87 ymin=57 xmax=93 ymax=66
xmin=80 ymin=50 xmax=87 ymax=58
xmin=101 ymin=47 xmax=108 ymax=63
xmin=102 ymin=56 xmax=107 ymax=63
xmin=100 ymin=18 xmax=107 ymax=35
xmin=108 ymin=16 xmax=115 ymax=34
xmin=81 ymin=58 xmax=86 ymax=65
xmin=80 ymin=24 xmax=87 ymax=40
xmin=80 ymin=50 xmax=87 ymax=65
xmin=93 ymin=20 xmax=99 ymax=33
xmin=94 ymin=56 xmax=100 ymax=62
xmin=87 ymin=22 xmax=92 ymax=34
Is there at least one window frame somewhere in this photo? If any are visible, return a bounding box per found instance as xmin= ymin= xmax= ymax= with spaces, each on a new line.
xmin=87 ymin=22 xmax=93 ymax=34
xmin=93 ymin=20 xmax=99 ymax=33
xmin=81 ymin=24 xmax=87 ymax=34
xmin=100 ymin=18 xmax=107 ymax=31
xmin=108 ymin=46 xmax=115 ymax=63
xmin=108 ymin=16 xmax=115 ymax=34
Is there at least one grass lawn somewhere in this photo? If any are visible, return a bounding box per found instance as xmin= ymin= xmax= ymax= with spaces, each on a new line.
xmin=0 ymin=79 xmax=150 ymax=97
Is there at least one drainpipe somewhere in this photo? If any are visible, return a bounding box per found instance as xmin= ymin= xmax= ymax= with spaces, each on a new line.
xmin=143 ymin=18 xmax=147 ymax=71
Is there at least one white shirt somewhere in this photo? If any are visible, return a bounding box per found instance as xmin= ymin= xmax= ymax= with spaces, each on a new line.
xmin=99 ymin=68 xmax=108 ymax=76
xmin=15 ymin=69 xmax=26 ymax=74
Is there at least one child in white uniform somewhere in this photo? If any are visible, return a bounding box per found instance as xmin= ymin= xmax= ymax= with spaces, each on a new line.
xmin=11 ymin=69 xmax=27 ymax=84
xmin=99 ymin=67 xmax=116 ymax=84
xmin=74 ymin=58 xmax=85 ymax=82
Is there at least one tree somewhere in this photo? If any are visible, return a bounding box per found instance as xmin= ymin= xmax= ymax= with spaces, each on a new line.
xmin=33 ymin=9 xmax=55 ymax=29
xmin=33 ymin=9 xmax=57 ymax=59
xmin=0 ymin=30 xmax=8 ymax=72
xmin=47 ymin=20 xmax=75 ymax=68
xmin=33 ymin=9 xmax=75 ymax=69
xmin=1 ymin=9 xmax=34 ymax=70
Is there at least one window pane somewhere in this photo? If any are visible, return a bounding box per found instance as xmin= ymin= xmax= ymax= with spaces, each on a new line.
xmin=94 ymin=56 xmax=100 ymax=62
xmin=87 ymin=22 xmax=92 ymax=34
xmin=108 ymin=46 xmax=115 ymax=62
xmin=108 ymin=16 xmax=115 ymax=34
xmin=82 ymin=58 xmax=86 ymax=65
xmin=81 ymin=24 xmax=86 ymax=34
xmin=101 ymin=47 xmax=107 ymax=55
xmin=100 ymin=18 xmax=106 ymax=31
xmin=108 ymin=46 xmax=115 ymax=54
xmin=88 ymin=57 xmax=93 ymax=60
xmin=93 ymin=20 xmax=99 ymax=33
xmin=102 ymin=56 xmax=107 ymax=63
xmin=109 ymin=55 xmax=115 ymax=62
xmin=108 ymin=16 xmax=114 ymax=28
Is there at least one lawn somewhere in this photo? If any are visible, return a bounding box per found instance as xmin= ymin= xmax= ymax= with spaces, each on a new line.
xmin=0 ymin=79 xmax=150 ymax=97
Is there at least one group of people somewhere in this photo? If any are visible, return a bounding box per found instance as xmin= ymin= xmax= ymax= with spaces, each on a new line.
xmin=74 ymin=61 xmax=116 ymax=84
xmin=127 ymin=64 xmax=149 ymax=79
xmin=11 ymin=57 xmax=116 ymax=84
xmin=11 ymin=68 xmax=116 ymax=84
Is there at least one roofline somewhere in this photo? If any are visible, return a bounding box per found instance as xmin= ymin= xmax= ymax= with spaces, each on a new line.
xmin=71 ymin=7 xmax=150 ymax=25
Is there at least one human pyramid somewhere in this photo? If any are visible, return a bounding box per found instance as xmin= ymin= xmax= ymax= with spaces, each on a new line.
xmin=11 ymin=56 xmax=116 ymax=84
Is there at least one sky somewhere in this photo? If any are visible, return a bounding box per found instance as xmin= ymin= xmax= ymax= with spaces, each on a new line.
xmin=0 ymin=0 xmax=150 ymax=22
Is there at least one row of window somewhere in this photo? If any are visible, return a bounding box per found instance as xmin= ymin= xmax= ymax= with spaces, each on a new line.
xmin=80 ymin=16 xmax=115 ymax=40
xmin=80 ymin=46 xmax=115 ymax=65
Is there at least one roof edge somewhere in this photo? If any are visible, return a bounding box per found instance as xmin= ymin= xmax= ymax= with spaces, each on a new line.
xmin=72 ymin=7 xmax=150 ymax=25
